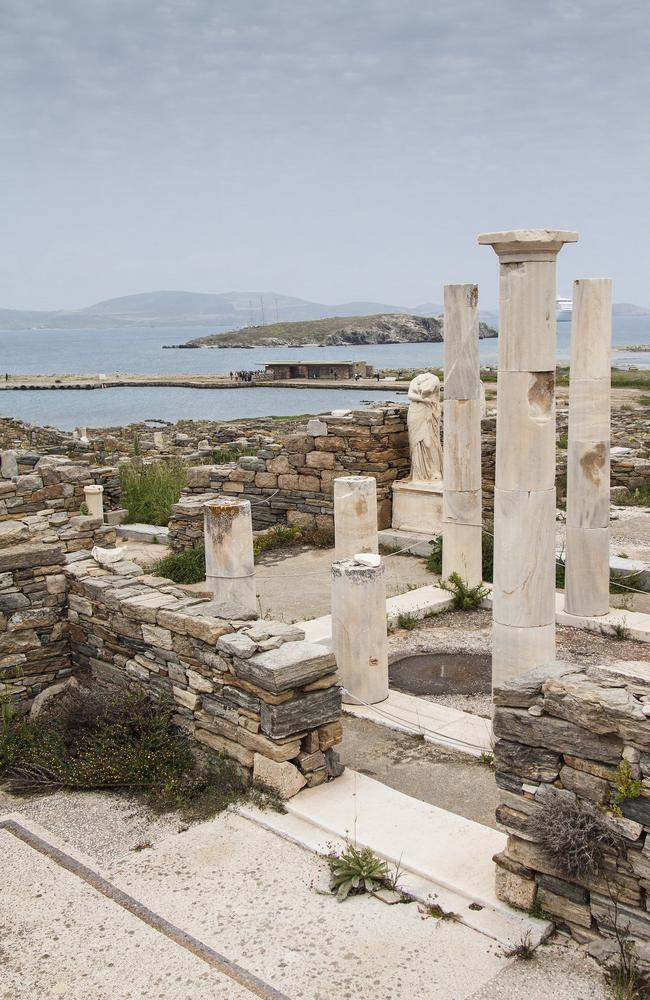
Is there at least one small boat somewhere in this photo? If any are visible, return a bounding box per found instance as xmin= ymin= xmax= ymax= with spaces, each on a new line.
xmin=556 ymin=297 xmax=573 ymax=321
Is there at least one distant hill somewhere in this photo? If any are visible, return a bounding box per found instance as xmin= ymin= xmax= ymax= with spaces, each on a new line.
xmin=175 ymin=313 xmax=497 ymax=349
xmin=0 ymin=290 xmax=443 ymax=331
xmin=0 ymin=289 xmax=647 ymax=331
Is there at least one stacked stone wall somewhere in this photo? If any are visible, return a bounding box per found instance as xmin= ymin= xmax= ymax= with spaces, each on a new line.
xmin=169 ymin=406 xmax=411 ymax=550
xmin=0 ymin=513 xmax=117 ymax=710
xmin=65 ymin=561 xmax=343 ymax=792
xmin=1 ymin=455 xmax=120 ymax=520
xmin=0 ymin=541 xmax=70 ymax=708
xmin=493 ymin=661 xmax=650 ymax=966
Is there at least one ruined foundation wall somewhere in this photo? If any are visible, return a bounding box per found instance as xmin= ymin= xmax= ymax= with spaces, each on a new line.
xmin=66 ymin=562 xmax=343 ymax=789
xmin=493 ymin=661 xmax=650 ymax=965
xmin=0 ymin=514 xmax=117 ymax=709
xmin=1 ymin=456 xmax=120 ymax=520
xmin=169 ymin=406 xmax=411 ymax=550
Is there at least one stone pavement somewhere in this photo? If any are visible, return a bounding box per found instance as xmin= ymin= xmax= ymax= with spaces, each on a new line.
xmin=0 ymin=799 xmax=610 ymax=1000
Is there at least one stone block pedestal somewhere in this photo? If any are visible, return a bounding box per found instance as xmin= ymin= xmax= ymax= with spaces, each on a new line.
xmin=391 ymin=479 xmax=443 ymax=535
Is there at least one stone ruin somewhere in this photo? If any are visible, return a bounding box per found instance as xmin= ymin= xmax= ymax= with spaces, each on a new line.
xmin=3 ymin=228 xmax=650 ymax=966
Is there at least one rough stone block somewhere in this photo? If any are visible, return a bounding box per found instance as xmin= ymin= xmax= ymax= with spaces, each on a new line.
xmin=253 ymin=754 xmax=307 ymax=798
xmin=493 ymin=662 xmax=583 ymax=708
xmin=216 ymin=632 xmax=257 ymax=659
xmin=493 ymin=708 xmax=623 ymax=763
xmin=559 ymin=764 xmax=611 ymax=803
xmin=495 ymin=866 xmax=537 ymax=910
xmin=543 ymin=676 xmax=650 ymax=748
xmin=234 ymin=641 xmax=336 ymax=693
xmin=537 ymin=886 xmax=592 ymax=928
xmin=195 ymin=728 xmax=254 ymax=767
xmin=494 ymin=739 xmax=562 ymax=782
xmin=261 ymin=686 xmax=342 ymax=738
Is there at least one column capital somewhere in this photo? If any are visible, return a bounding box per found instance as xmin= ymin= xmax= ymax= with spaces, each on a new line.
xmin=478 ymin=229 xmax=578 ymax=262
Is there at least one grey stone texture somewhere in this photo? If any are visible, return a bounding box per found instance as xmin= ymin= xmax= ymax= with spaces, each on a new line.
xmin=493 ymin=660 xmax=650 ymax=972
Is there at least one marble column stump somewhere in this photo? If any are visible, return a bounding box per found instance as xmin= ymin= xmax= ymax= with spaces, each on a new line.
xmin=334 ymin=476 xmax=378 ymax=561
xmin=204 ymin=498 xmax=256 ymax=613
xmin=479 ymin=229 xmax=578 ymax=686
xmin=442 ymin=284 xmax=483 ymax=586
xmin=331 ymin=558 xmax=389 ymax=705
xmin=565 ymin=278 xmax=612 ymax=617
xmin=83 ymin=484 xmax=105 ymax=521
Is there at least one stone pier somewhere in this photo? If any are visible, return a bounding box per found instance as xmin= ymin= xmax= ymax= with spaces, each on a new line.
xmin=333 ymin=476 xmax=378 ymax=561
xmin=83 ymin=484 xmax=104 ymax=521
xmin=204 ymin=498 xmax=256 ymax=613
xmin=479 ymin=229 xmax=578 ymax=685
xmin=565 ymin=278 xmax=612 ymax=616
xmin=442 ymin=283 xmax=483 ymax=586
xmin=331 ymin=558 xmax=389 ymax=705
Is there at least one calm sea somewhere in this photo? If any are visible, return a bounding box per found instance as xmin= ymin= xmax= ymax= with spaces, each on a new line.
xmin=0 ymin=316 xmax=648 ymax=430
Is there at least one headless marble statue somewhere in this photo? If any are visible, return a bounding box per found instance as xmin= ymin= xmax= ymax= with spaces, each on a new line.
xmin=407 ymin=372 xmax=443 ymax=482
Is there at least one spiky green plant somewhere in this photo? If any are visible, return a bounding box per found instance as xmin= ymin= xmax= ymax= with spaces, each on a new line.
xmin=440 ymin=572 xmax=490 ymax=611
xmin=328 ymin=844 xmax=391 ymax=901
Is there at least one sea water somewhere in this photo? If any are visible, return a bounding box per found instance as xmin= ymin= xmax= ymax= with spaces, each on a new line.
xmin=0 ymin=316 xmax=648 ymax=429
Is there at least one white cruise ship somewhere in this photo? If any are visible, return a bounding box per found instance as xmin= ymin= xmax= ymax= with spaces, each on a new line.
xmin=556 ymin=296 xmax=573 ymax=321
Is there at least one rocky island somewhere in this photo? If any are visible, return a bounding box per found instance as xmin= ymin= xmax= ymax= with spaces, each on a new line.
xmin=165 ymin=312 xmax=498 ymax=349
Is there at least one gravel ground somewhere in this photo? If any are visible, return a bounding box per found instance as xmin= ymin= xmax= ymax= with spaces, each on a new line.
xmin=388 ymin=606 xmax=650 ymax=719
xmin=0 ymin=788 xmax=181 ymax=866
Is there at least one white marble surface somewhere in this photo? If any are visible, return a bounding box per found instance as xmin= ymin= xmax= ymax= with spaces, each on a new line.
xmin=331 ymin=558 xmax=389 ymax=705
xmin=204 ymin=498 xmax=256 ymax=612
xmin=495 ymin=371 xmax=555 ymax=492
xmin=493 ymin=488 xmax=556 ymax=628
xmin=391 ymin=479 xmax=443 ymax=534
xmin=334 ymin=475 xmax=378 ymax=560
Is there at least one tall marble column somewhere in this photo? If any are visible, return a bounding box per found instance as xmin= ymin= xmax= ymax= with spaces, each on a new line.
xmin=334 ymin=476 xmax=378 ymax=560
xmin=565 ymin=278 xmax=612 ymax=617
xmin=331 ymin=558 xmax=389 ymax=705
xmin=442 ymin=284 xmax=483 ymax=586
xmin=479 ymin=229 xmax=578 ymax=685
xmin=204 ymin=498 xmax=256 ymax=613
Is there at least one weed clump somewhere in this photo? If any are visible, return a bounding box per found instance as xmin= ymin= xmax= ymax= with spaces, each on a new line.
xmin=531 ymin=794 xmax=624 ymax=880
xmin=440 ymin=572 xmax=490 ymax=611
xmin=120 ymin=459 xmax=187 ymax=526
xmin=327 ymin=843 xmax=393 ymax=901
xmin=153 ymin=545 xmax=206 ymax=584
xmin=0 ymin=685 xmax=265 ymax=821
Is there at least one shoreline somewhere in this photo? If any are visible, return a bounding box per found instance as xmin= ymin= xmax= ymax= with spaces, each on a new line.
xmin=0 ymin=373 xmax=408 ymax=393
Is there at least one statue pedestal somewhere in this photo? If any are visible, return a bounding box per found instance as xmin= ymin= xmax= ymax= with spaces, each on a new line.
xmin=391 ymin=479 xmax=444 ymax=535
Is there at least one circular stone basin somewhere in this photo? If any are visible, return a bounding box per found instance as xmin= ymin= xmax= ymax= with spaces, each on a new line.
xmin=388 ymin=652 xmax=491 ymax=696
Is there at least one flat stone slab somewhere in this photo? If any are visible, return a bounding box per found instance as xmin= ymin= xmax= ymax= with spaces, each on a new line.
xmin=343 ymin=687 xmax=492 ymax=757
xmin=378 ymin=528 xmax=437 ymax=558
xmin=116 ymin=523 xmax=170 ymax=543
xmin=234 ymin=640 xmax=336 ymax=693
xmin=240 ymin=769 xmax=552 ymax=949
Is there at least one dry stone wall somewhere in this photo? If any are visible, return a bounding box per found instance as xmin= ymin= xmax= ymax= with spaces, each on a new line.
xmin=169 ymin=406 xmax=411 ymax=550
xmin=493 ymin=661 xmax=650 ymax=967
xmin=66 ymin=559 xmax=343 ymax=793
xmin=0 ymin=454 xmax=120 ymax=520
xmin=0 ymin=512 xmax=117 ymax=709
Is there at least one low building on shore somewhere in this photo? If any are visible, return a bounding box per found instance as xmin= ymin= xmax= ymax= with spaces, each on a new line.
xmin=262 ymin=360 xmax=373 ymax=380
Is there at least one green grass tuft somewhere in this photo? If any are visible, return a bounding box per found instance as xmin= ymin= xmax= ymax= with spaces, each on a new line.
xmin=153 ymin=545 xmax=206 ymax=584
xmin=120 ymin=459 xmax=187 ymax=526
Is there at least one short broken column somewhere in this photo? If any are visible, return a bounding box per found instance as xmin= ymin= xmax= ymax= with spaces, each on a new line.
xmin=333 ymin=476 xmax=378 ymax=560
xmin=0 ymin=449 xmax=18 ymax=478
xmin=204 ymin=498 xmax=256 ymax=613
xmin=565 ymin=278 xmax=612 ymax=617
xmin=331 ymin=556 xmax=388 ymax=705
xmin=442 ymin=283 xmax=483 ymax=586
xmin=479 ymin=229 xmax=578 ymax=685
xmin=83 ymin=484 xmax=104 ymax=521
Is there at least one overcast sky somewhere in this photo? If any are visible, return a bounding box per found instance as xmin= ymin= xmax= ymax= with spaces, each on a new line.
xmin=2 ymin=0 xmax=649 ymax=311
